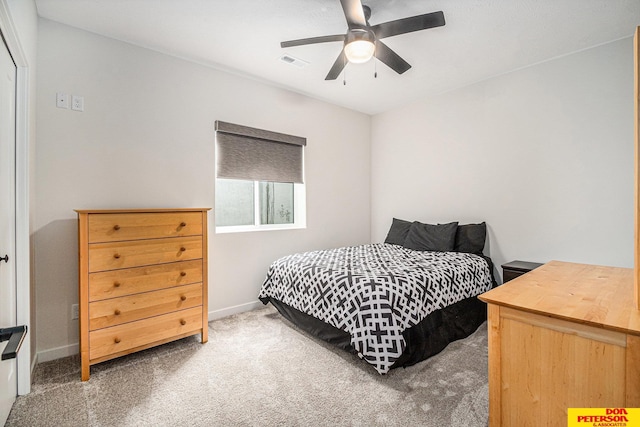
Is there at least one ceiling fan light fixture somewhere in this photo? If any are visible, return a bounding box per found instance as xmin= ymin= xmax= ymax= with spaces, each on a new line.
xmin=344 ymin=39 xmax=375 ymax=63
xmin=344 ymin=29 xmax=375 ymax=64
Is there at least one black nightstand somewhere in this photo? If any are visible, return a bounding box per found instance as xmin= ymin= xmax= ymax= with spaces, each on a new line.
xmin=501 ymin=260 xmax=544 ymax=283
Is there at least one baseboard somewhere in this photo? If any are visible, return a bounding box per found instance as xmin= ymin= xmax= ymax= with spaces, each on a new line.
xmin=37 ymin=343 xmax=79 ymax=363
xmin=208 ymin=300 xmax=264 ymax=321
xmin=35 ymin=301 xmax=265 ymax=363
xmin=30 ymin=352 xmax=38 ymax=373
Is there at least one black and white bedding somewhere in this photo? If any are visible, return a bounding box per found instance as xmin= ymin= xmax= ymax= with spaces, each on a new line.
xmin=259 ymin=243 xmax=493 ymax=374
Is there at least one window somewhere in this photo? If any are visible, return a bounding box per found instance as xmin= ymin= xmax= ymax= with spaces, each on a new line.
xmin=258 ymin=181 xmax=295 ymax=225
xmin=214 ymin=121 xmax=306 ymax=233
xmin=215 ymin=179 xmax=305 ymax=231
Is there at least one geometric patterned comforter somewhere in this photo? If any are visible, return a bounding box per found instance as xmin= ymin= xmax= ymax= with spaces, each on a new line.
xmin=258 ymin=243 xmax=493 ymax=374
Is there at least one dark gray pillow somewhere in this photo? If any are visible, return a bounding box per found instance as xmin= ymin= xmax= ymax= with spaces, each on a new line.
xmin=403 ymin=221 xmax=459 ymax=252
xmin=454 ymin=222 xmax=487 ymax=254
xmin=384 ymin=218 xmax=412 ymax=246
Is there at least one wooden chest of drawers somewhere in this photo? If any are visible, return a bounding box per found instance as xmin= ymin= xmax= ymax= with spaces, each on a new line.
xmin=76 ymin=209 xmax=210 ymax=381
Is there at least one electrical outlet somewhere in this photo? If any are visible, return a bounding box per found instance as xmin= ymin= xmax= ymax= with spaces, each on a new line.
xmin=71 ymin=304 xmax=79 ymax=320
xmin=56 ymin=93 xmax=69 ymax=109
xmin=71 ymin=95 xmax=84 ymax=112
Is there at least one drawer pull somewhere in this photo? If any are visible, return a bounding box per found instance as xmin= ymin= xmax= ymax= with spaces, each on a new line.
xmin=113 ymin=225 xmax=121 ymax=231
xmin=180 ymin=271 xmax=186 ymax=277
xmin=180 ymin=295 xmax=187 ymax=301
xmin=180 ymin=319 xmax=186 ymax=326
xmin=113 ymin=253 xmax=121 ymax=259
xmin=113 ymin=282 xmax=121 ymax=288
xmin=114 ymin=337 xmax=121 ymax=344
xmin=180 ymin=222 xmax=187 ymax=227
xmin=114 ymin=309 xmax=121 ymax=315
xmin=180 ymin=247 xmax=186 ymax=252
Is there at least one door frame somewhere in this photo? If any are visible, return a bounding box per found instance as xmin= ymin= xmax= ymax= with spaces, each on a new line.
xmin=0 ymin=1 xmax=31 ymax=395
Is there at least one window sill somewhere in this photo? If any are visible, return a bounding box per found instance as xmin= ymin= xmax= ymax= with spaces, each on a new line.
xmin=215 ymin=223 xmax=306 ymax=234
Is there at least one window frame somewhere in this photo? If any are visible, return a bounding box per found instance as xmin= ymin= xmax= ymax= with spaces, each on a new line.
xmin=215 ymin=180 xmax=306 ymax=234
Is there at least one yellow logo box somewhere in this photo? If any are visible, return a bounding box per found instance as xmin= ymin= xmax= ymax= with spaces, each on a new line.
xmin=568 ymin=408 xmax=640 ymax=427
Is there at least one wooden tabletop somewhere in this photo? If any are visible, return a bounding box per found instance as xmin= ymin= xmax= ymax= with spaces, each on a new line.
xmin=479 ymin=260 xmax=640 ymax=336
xmin=75 ymin=208 xmax=211 ymax=213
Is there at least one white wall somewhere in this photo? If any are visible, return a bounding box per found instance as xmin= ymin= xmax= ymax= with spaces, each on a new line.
xmin=35 ymin=19 xmax=371 ymax=359
xmin=371 ymin=38 xmax=634 ymax=278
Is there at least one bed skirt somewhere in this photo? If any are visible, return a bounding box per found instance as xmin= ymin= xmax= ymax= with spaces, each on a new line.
xmin=260 ymin=294 xmax=488 ymax=371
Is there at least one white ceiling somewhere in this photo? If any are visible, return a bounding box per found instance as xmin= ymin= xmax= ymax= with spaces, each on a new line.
xmin=35 ymin=0 xmax=640 ymax=115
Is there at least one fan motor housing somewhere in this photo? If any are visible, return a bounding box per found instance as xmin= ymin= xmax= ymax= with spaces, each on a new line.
xmin=345 ymin=28 xmax=376 ymax=46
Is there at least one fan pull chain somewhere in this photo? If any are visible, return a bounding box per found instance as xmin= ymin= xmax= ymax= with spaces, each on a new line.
xmin=374 ymin=44 xmax=378 ymax=78
xmin=343 ymin=54 xmax=347 ymax=85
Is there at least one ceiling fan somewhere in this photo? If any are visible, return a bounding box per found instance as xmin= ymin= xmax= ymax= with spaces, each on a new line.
xmin=280 ymin=0 xmax=445 ymax=80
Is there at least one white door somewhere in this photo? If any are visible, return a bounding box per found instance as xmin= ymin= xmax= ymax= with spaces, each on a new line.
xmin=0 ymin=33 xmax=17 ymax=426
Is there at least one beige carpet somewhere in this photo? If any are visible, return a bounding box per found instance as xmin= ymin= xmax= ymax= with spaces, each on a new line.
xmin=7 ymin=305 xmax=489 ymax=426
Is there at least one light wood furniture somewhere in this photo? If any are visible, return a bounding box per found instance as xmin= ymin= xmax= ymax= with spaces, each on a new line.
xmin=634 ymin=26 xmax=640 ymax=310
xmin=479 ymin=261 xmax=640 ymax=427
xmin=76 ymin=208 xmax=210 ymax=381
xmin=501 ymin=260 xmax=543 ymax=283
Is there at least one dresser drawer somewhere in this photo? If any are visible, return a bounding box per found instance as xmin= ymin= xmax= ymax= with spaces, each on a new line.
xmin=88 ymin=212 xmax=203 ymax=243
xmin=89 ymin=306 xmax=203 ymax=361
xmin=89 ymin=236 xmax=203 ymax=272
xmin=89 ymin=283 xmax=203 ymax=330
xmin=88 ymin=260 xmax=202 ymax=301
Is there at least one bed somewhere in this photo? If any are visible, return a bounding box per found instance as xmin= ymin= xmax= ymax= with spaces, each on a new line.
xmin=258 ymin=219 xmax=495 ymax=374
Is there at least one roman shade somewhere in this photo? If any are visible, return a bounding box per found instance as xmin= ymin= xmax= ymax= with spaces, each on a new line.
xmin=215 ymin=121 xmax=306 ymax=184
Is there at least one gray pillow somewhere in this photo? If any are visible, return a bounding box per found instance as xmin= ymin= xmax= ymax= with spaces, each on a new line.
xmin=384 ymin=218 xmax=412 ymax=246
xmin=403 ymin=221 xmax=459 ymax=252
xmin=454 ymin=222 xmax=486 ymax=254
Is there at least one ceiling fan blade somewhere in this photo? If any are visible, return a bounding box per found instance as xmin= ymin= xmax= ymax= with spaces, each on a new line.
xmin=372 ymin=11 xmax=445 ymax=40
xmin=325 ymin=49 xmax=347 ymax=80
xmin=281 ymin=34 xmax=345 ymax=48
xmin=375 ymin=41 xmax=411 ymax=74
xmin=340 ymin=0 xmax=367 ymax=28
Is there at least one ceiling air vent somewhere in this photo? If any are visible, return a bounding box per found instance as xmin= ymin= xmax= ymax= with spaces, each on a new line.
xmin=279 ymin=54 xmax=309 ymax=69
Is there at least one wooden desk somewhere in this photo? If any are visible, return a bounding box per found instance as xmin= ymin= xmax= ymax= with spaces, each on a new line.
xmin=479 ymin=260 xmax=640 ymax=427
